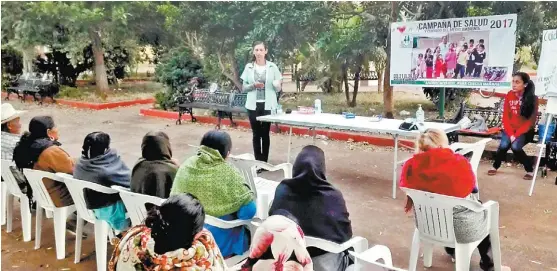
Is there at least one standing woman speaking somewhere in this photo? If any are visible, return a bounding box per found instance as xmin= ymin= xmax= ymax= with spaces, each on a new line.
xmin=241 ymin=41 xmax=282 ymax=162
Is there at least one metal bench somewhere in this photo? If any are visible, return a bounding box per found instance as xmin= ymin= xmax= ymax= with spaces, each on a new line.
xmin=5 ymin=75 xmax=58 ymax=105
xmin=177 ymin=89 xmax=247 ymax=129
xmin=450 ymin=99 xmax=552 ymax=143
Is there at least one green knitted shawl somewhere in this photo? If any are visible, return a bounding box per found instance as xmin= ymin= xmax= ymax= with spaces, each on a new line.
xmin=170 ymin=146 xmax=254 ymax=217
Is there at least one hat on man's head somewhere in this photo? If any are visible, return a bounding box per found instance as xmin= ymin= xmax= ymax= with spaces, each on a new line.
xmin=1 ymin=103 xmax=26 ymax=124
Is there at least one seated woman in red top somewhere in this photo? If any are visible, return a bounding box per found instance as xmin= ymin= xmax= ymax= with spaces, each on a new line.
xmin=488 ymin=72 xmax=538 ymax=180
xmin=400 ymin=129 xmax=511 ymax=271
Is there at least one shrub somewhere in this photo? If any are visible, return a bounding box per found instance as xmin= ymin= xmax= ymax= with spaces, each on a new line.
xmin=56 ymin=86 xmax=86 ymax=99
xmin=1 ymin=46 xmax=23 ymax=76
xmin=154 ymin=47 xmax=207 ymax=109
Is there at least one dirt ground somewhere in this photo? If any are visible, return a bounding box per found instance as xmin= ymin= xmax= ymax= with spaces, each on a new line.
xmin=1 ymin=102 xmax=556 ymax=271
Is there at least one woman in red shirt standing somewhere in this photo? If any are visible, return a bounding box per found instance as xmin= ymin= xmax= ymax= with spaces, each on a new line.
xmin=488 ymin=72 xmax=538 ymax=180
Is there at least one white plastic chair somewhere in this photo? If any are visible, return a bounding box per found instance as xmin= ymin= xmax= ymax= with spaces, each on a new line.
xmin=349 ymin=245 xmax=408 ymax=271
xmin=205 ymin=215 xmax=256 ymax=267
xmin=111 ymin=185 xmax=165 ymax=226
xmin=305 ymin=236 xmax=369 ymax=255
xmin=1 ymin=160 xmax=32 ymax=241
xmin=57 ymin=173 xmax=122 ymax=271
xmin=229 ymin=153 xmax=292 ymax=219
xmin=1 ymin=180 xmax=7 ymax=226
xmin=401 ymin=188 xmax=502 ymax=271
xmin=23 ymin=169 xmax=76 ymax=260
xmin=450 ymin=138 xmax=491 ymax=192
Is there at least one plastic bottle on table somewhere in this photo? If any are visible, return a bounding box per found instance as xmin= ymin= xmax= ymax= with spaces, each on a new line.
xmin=416 ymin=104 xmax=425 ymax=123
xmin=314 ymin=99 xmax=322 ymax=114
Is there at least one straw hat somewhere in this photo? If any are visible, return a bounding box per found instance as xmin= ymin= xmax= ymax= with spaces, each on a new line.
xmin=1 ymin=103 xmax=26 ymax=124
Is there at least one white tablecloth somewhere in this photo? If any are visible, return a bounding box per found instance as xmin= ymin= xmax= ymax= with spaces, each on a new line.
xmin=258 ymin=113 xmax=460 ymax=137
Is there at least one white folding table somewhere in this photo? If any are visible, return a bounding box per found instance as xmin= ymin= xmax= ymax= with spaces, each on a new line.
xmin=258 ymin=113 xmax=460 ymax=199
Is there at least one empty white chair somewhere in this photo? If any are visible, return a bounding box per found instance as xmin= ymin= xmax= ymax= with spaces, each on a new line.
xmin=402 ymin=188 xmax=502 ymax=271
xmin=205 ymin=215 xmax=256 ymax=267
xmin=23 ymin=169 xmax=76 ymax=260
xmin=111 ymin=185 xmax=165 ymax=226
xmin=58 ymin=173 xmax=123 ymax=271
xmin=349 ymin=245 xmax=408 ymax=271
xmin=1 ymin=160 xmax=32 ymax=241
xmin=229 ymin=153 xmax=292 ymax=219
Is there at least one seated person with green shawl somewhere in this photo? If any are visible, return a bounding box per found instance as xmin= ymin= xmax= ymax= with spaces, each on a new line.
xmin=170 ymin=130 xmax=256 ymax=258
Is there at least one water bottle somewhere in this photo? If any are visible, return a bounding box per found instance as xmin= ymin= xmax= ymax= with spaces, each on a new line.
xmin=416 ymin=104 xmax=425 ymax=123
xmin=314 ymin=99 xmax=322 ymax=114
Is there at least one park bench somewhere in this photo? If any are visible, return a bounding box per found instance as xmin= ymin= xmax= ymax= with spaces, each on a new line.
xmin=177 ymin=89 xmax=247 ymax=129
xmin=5 ymin=75 xmax=59 ymax=105
xmin=450 ymin=98 xmax=552 ymax=143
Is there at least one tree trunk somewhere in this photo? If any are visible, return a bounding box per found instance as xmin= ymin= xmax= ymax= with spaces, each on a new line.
xmin=22 ymin=47 xmax=35 ymax=74
xmin=230 ymin=55 xmax=242 ymax=91
xmin=377 ymin=68 xmax=384 ymax=93
xmin=342 ymin=63 xmax=350 ymax=105
xmin=383 ymin=1 xmax=398 ymax=119
xmin=90 ymin=30 xmax=110 ymax=98
xmin=217 ymin=51 xmax=242 ymax=91
xmin=351 ymin=66 xmax=361 ymax=107
xmin=301 ymin=81 xmax=309 ymax=92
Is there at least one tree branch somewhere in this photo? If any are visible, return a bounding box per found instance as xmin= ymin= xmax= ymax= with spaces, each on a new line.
xmin=216 ymin=51 xmax=236 ymax=82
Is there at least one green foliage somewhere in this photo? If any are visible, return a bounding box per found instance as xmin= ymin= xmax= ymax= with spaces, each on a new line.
xmin=154 ymin=47 xmax=206 ymax=109
xmin=1 ymin=46 xmax=23 ymax=76
xmin=1 ymin=2 xmax=161 ymax=93
xmin=57 ymin=85 xmax=87 ymax=100
xmin=154 ymin=91 xmax=173 ymax=110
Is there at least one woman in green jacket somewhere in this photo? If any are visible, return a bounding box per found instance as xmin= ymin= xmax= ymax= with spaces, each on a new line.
xmin=170 ymin=130 xmax=256 ymax=257
xmin=240 ymin=41 xmax=283 ymax=162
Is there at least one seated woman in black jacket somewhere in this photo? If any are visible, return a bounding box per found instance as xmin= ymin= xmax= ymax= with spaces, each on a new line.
xmin=73 ymin=131 xmax=131 ymax=231
xmin=269 ymin=145 xmax=353 ymax=271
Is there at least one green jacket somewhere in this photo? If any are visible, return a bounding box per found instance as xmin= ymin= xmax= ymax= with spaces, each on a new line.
xmin=170 ymin=146 xmax=254 ymax=217
xmin=241 ymin=61 xmax=283 ymax=111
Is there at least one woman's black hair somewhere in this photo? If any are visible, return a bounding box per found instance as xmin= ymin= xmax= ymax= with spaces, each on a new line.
xmin=200 ymin=130 xmax=232 ymax=159
xmin=27 ymin=116 xmax=55 ymax=139
xmin=144 ymin=193 xmax=205 ymax=254
xmin=251 ymin=41 xmax=267 ymax=62
xmin=13 ymin=116 xmax=56 ymax=169
xmin=1 ymin=123 xmax=9 ymax=132
xmin=514 ymin=72 xmax=537 ymax=119
xmin=81 ymin=131 xmax=110 ymax=159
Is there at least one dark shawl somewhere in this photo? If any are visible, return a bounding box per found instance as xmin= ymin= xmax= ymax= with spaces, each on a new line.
xmin=269 ymin=145 xmax=352 ymax=257
xmin=131 ymin=131 xmax=178 ymax=198
xmin=73 ymin=148 xmax=131 ymax=209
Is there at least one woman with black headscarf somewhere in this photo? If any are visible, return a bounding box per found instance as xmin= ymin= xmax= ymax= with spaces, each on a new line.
xmin=74 ymin=131 xmax=131 ymax=231
xmin=269 ymin=145 xmax=353 ymax=271
xmin=131 ymin=131 xmax=179 ymax=198
xmin=13 ymin=116 xmax=75 ymax=207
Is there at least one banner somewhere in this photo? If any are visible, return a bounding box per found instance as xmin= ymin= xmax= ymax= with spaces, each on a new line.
xmin=536 ymin=29 xmax=557 ymax=97
xmin=390 ymin=14 xmax=517 ymax=88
